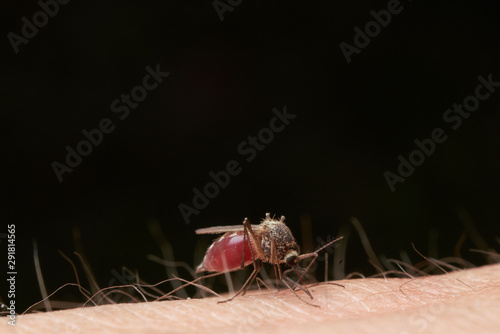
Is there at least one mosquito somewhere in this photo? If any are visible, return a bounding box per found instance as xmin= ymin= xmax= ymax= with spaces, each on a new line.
xmin=195 ymin=213 xmax=343 ymax=306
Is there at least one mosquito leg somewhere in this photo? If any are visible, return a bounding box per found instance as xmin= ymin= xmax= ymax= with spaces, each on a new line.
xmin=281 ymin=277 xmax=320 ymax=307
xmin=218 ymin=260 xmax=262 ymax=303
xmin=283 ymin=246 xmax=345 ymax=299
xmin=281 ymin=252 xmax=318 ymax=295
xmin=281 ymin=251 xmax=321 ymax=299
xmin=240 ymin=217 xmax=269 ymax=296
xmin=241 ymin=260 xmax=262 ymax=297
xmin=269 ymin=239 xmax=282 ymax=292
xmin=282 ymin=268 xmax=299 ymax=291
xmin=282 ymin=267 xmax=313 ymax=299
xmin=302 ymin=252 xmax=318 ymax=277
xmin=256 ymin=277 xmax=271 ymax=291
xmin=219 ymin=217 xmax=269 ymax=304
xmin=240 ymin=220 xmax=260 ymax=296
xmin=282 ymin=267 xmax=301 ymax=291
xmin=243 ymin=219 xmax=267 ymax=260
xmin=241 ymin=218 xmax=251 ymax=269
xmin=291 ymin=252 xmax=318 ymax=297
xmin=273 ymin=265 xmax=281 ymax=292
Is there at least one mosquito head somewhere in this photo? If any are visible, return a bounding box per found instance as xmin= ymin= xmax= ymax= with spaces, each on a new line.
xmin=284 ymin=249 xmax=300 ymax=266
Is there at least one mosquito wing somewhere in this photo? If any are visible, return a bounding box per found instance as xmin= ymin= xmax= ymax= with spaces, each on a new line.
xmin=195 ymin=224 xmax=264 ymax=235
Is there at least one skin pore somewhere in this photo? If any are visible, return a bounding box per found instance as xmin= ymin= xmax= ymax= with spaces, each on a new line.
xmin=2 ymin=263 xmax=500 ymax=334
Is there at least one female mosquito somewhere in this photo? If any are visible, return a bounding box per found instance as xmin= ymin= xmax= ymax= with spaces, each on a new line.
xmin=196 ymin=213 xmax=343 ymax=305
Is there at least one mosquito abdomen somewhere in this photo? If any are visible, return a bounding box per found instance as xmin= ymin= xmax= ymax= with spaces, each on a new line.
xmin=196 ymin=231 xmax=256 ymax=273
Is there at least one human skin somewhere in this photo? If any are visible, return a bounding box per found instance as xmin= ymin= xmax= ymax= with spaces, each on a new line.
xmin=2 ymin=263 xmax=500 ymax=334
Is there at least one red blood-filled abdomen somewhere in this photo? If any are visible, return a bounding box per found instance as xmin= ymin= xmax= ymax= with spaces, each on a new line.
xmin=197 ymin=232 xmax=256 ymax=273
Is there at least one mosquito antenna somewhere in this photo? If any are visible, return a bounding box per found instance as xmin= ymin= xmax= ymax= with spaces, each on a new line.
xmin=293 ymin=235 xmax=344 ymax=263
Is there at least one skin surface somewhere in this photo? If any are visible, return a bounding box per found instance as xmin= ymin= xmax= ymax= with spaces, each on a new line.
xmin=2 ymin=263 xmax=500 ymax=334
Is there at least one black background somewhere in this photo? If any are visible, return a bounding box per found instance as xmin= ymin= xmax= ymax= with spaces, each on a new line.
xmin=2 ymin=0 xmax=500 ymax=312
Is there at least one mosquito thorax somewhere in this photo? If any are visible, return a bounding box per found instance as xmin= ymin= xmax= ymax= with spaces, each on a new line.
xmin=260 ymin=215 xmax=298 ymax=263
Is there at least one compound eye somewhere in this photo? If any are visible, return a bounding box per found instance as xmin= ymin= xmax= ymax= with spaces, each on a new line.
xmin=285 ymin=250 xmax=299 ymax=266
